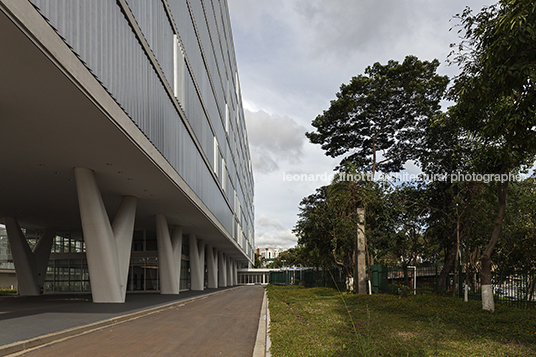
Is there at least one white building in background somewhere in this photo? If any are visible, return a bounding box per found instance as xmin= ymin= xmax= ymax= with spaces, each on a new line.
xmin=256 ymin=247 xmax=282 ymax=262
xmin=0 ymin=0 xmax=254 ymax=303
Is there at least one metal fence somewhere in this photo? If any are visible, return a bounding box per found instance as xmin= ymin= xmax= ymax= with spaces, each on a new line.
xmin=270 ymin=268 xmax=347 ymax=289
xmin=466 ymin=270 xmax=536 ymax=309
xmin=371 ymin=265 xmax=440 ymax=296
xmin=372 ymin=264 xmax=536 ymax=309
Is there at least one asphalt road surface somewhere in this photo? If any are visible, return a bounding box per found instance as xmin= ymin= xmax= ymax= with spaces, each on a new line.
xmin=14 ymin=286 xmax=265 ymax=357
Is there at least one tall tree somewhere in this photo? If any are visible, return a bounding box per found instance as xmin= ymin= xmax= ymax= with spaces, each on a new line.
xmin=293 ymin=180 xmax=367 ymax=288
xmin=306 ymin=55 xmax=449 ymax=178
xmin=450 ymin=0 xmax=536 ymax=311
xmin=306 ymin=56 xmax=448 ymax=293
xmin=495 ymin=178 xmax=536 ymax=304
xmin=414 ymin=112 xmax=476 ymax=293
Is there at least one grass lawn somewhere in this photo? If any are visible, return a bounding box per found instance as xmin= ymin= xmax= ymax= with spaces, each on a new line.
xmin=266 ymin=285 xmax=536 ymax=356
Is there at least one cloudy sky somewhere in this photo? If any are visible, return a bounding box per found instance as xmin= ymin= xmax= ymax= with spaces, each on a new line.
xmin=227 ymin=0 xmax=496 ymax=249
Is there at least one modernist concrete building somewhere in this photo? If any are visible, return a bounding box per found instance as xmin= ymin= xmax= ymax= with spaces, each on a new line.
xmin=0 ymin=0 xmax=254 ymax=302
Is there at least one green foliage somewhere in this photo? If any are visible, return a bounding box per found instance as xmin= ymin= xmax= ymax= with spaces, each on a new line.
xmin=292 ymin=183 xmax=360 ymax=276
xmin=306 ymin=55 xmax=449 ymax=176
xmin=496 ymin=178 xmax=536 ymax=274
xmin=292 ymin=167 xmax=391 ymax=278
xmin=0 ymin=288 xmax=16 ymax=296
xmin=450 ymin=0 xmax=536 ymax=174
xmin=296 ymin=2 xmax=536 ymax=298
xmin=267 ymin=247 xmax=308 ymax=268
xmin=254 ymin=253 xmax=265 ymax=268
xmin=388 ymin=283 xmax=412 ymax=297
xmin=448 ymin=0 xmax=536 ymax=295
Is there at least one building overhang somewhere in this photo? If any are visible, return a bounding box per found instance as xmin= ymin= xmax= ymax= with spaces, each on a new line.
xmin=0 ymin=1 xmax=248 ymax=261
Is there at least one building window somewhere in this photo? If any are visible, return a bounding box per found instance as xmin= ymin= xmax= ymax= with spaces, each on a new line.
xmin=235 ymin=71 xmax=239 ymax=100
xmin=225 ymin=103 xmax=229 ymax=134
xmin=222 ymin=159 xmax=227 ymax=192
xmin=214 ymin=137 xmax=219 ymax=177
xmin=173 ymin=34 xmax=186 ymax=107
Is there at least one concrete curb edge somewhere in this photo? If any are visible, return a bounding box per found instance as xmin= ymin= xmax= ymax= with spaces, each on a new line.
xmin=252 ymin=288 xmax=268 ymax=357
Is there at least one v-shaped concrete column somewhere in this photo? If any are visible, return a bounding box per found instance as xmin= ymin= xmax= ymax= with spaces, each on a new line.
xmin=206 ymin=244 xmax=218 ymax=288
xmin=198 ymin=239 xmax=205 ymax=288
xmin=226 ymin=256 xmax=232 ymax=286
xmin=231 ymin=259 xmax=237 ymax=286
xmin=218 ymin=250 xmax=227 ymax=287
xmin=74 ymin=167 xmax=137 ymax=303
xmin=4 ymin=218 xmax=54 ymax=296
xmin=156 ymin=215 xmax=183 ymax=294
xmin=171 ymin=226 xmax=183 ymax=290
xmin=189 ymin=234 xmax=205 ymax=291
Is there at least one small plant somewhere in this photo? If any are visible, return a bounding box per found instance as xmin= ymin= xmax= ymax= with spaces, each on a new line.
xmin=0 ymin=288 xmax=17 ymax=296
xmin=389 ymin=284 xmax=411 ymax=297
xmin=351 ymin=304 xmax=377 ymax=356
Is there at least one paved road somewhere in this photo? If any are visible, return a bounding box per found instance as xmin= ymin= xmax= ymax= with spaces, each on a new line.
xmin=11 ymin=286 xmax=264 ymax=357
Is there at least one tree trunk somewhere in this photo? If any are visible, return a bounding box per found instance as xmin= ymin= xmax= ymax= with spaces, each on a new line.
xmin=355 ymin=208 xmax=367 ymax=294
xmin=437 ymin=236 xmax=457 ymax=293
xmin=454 ymin=209 xmax=460 ymax=297
xmin=480 ymin=179 xmax=509 ymax=312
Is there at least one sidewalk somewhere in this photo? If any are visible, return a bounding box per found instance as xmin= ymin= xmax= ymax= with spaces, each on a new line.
xmin=0 ymin=286 xmax=267 ymax=356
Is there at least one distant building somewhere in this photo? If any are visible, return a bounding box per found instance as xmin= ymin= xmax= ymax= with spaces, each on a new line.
xmin=256 ymin=247 xmax=282 ymax=263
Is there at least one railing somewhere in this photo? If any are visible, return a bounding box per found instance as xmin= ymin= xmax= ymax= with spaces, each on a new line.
xmin=269 ymin=268 xmax=347 ymax=289
xmin=372 ymin=264 xmax=536 ymax=309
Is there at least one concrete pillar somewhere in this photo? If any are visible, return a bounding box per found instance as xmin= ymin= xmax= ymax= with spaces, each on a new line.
xmin=4 ymin=218 xmax=55 ymax=295
xmin=189 ymin=234 xmax=204 ymax=291
xmin=218 ymin=251 xmax=227 ymax=287
xmin=34 ymin=226 xmax=55 ymax=289
xmin=198 ymin=239 xmax=205 ymax=289
xmin=206 ymin=245 xmax=218 ymax=289
xmin=113 ymin=196 xmax=137 ymax=297
xmin=226 ymin=257 xmax=233 ymax=286
xmin=171 ymin=226 xmax=183 ymax=289
xmin=231 ymin=259 xmax=237 ymax=286
xmin=74 ymin=167 xmax=136 ymax=303
xmin=156 ymin=215 xmax=179 ymax=294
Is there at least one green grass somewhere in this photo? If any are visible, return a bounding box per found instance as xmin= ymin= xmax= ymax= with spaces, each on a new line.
xmin=266 ymin=285 xmax=536 ymax=356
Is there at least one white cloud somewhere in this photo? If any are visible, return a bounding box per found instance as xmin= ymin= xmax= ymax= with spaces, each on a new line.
xmin=254 ymin=214 xmax=297 ymax=248
xmin=245 ymin=109 xmax=306 ymax=173
xmin=229 ymin=0 xmax=497 ymax=249
xmin=255 ymin=229 xmax=297 ymax=249
xmin=257 ymin=214 xmax=286 ymax=230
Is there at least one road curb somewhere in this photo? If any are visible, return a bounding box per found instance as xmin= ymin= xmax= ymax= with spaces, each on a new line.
xmin=0 ymin=287 xmax=241 ymax=357
xmin=252 ymin=288 xmax=268 ymax=357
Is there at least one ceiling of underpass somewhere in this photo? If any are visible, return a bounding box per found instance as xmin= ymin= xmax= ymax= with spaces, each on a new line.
xmin=0 ymin=7 xmax=245 ymax=260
